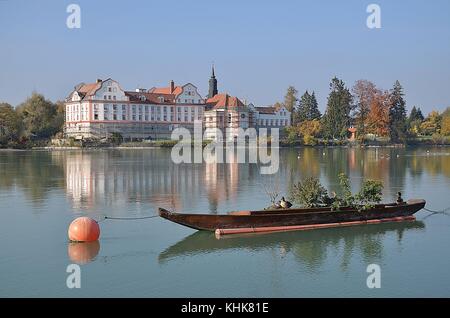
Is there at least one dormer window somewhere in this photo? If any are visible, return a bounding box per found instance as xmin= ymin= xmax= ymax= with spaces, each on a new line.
xmin=159 ymin=96 xmax=164 ymax=103
xmin=140 ymin=95 xmax=146 ymax=102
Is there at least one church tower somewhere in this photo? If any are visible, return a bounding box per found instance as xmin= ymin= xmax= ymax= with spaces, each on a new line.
xmin=208 ymin=64 xmax=218 ymax=98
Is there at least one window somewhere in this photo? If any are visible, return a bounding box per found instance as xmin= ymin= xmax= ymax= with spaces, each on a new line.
xmin=159 ymin=97 xmax=164 ymax=103
xmin=113 ymin=96 xmax=116 ymax=100
xmin=132 ymin=115 xmax=136 ymax=121
xmin=94 ymin=114 xmax=99 ymax=120
xmin=113 ymin=104 xmax=117 ymax=111
xmin=108 ymin=87 xmax=112 ymax=92
xmin=145 ymin=115 xmax=149 ymax=121
xmin=122 ymin=114 xmax=126 ymax=120
xmin=113 ymin=114 xmax=117 ymax=120
xmin=228 ymin=114 xmax=232 ymax=124
xmin=104 ymin=95 xmax=107 ymax=100
xmin=104 ymin=105 xmax=108 ymax=111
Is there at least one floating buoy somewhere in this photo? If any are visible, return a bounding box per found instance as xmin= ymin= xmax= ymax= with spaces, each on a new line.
xmin=68 ymin=217 xmax=100 ymax=242
xmin=68 ymin=241 xmax=100 ymax=265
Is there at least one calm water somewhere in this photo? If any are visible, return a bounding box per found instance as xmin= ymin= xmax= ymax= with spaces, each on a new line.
xmin=0 ymin=147 xmax=449 ymax=297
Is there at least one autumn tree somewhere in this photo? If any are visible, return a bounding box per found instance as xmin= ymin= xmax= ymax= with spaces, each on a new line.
xmin=420 ymin=111 xmax=442 ymax=135
xmin=366 ymin=91 xmax=390 ymax=137
xmin=388 ymin=81 xmax=407 ymax=143
xmin=352 ymin=80 xmax=380 ymax=143
xmin=322 ymin=77 xmax=353 ymax=139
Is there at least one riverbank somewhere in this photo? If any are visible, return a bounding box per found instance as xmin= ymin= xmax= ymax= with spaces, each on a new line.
xmin=1 ymin=137 xmax=449 ymax=150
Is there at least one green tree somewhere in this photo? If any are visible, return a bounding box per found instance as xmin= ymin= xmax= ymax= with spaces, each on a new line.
xmin=407 ymin=106 xmax=425 ymax=136
xmin=283 ymin=86 xmax=298 ymax=124
xmin=297 ymin=90 xmax=321 ymax=123
xmin=442 ymin=107 xmax=450 ymax=136
xmin=322 ymin=77 xmax=354 ymax=139
xmin=388 ymin=81 xmax=407 ymax=143
xmin=0 ymin=103 xmax=22 ymax=146
xmin=16 ymin=93 xmax=61 ymax=139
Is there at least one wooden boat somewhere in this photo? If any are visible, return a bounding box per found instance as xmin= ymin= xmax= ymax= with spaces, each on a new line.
xmin=158 ymin=199 xmax=425 ymax=235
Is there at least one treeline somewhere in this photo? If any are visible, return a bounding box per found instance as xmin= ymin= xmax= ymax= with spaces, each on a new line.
xmin=0 ymin=93 xmax=65 ymax=148
xmin=280 ymin=78 xmax=450 ymax=145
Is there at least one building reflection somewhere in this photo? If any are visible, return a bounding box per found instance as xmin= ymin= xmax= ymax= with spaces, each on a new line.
xmin=0 ymin=147 xmax=447 ymax=209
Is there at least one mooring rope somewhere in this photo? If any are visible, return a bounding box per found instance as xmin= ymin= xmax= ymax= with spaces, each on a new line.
xmin=423 ymin=207 xmax=450 ymax=214
xmin=96 ymin=215 xmax=159 ymax=222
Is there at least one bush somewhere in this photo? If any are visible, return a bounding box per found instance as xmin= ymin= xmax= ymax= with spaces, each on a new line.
xmin=289 ymin=177 xmax=328 ymax=208
xmin=303 ymin=134 xmax=317 ymax=146
xmin=355 ymin=180 xmax=383 ymax=210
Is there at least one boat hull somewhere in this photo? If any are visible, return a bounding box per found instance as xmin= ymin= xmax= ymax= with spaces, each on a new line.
xmin=158 ymin=199 xmax=426 ymax=232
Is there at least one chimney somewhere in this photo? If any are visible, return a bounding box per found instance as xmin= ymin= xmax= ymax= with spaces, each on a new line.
xmin=170 ymin=80 xmax=175 ymax=93
xmin=96 ymin=79 xmax=102 ymax=83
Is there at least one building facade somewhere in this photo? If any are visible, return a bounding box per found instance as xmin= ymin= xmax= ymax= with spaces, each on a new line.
xmin=65 ymin=78 xmax=205 ymax=139
xmin=65 ymin=70 xmax=290 ymax=140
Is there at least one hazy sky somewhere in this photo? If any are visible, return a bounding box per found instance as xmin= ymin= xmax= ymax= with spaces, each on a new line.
xmin=1 ymin=0 xmax=449 ymax=114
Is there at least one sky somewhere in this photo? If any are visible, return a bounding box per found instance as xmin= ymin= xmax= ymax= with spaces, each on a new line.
xmin=0 ymin=0 xmax=449 ymax=114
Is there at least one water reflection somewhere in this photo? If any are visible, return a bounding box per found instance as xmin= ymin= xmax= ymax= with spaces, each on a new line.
xmin=67 ymin=241 xmax=100 ymax=265
xmin=159 ymin=221 xmax=425 ymax=271
xmin=0 ymin=147 xmax=448 ymax=211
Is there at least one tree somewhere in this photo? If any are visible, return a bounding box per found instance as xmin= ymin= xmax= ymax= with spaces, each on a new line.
xmin=352 ymin=80 xmax=380 ymax=143
xmin=297 ymin=90 xmax=321 ymax=123
xmin=16 ymin=93 xmax=61 ymax=139
xmin=408 ymin=106 xmax=424 ymax=122
xmin=420 ymin=111 xmax=442 ymax=135
xmin=0 ymin=103 xmax=22 ymax=146
xmin=322 ymin=77 xmax=353 ymax=139
xmin=283 ymin=86 xmax=298 ymax=124
xmin=442 ymin=107 xmax=450 ymax=136
xmin=388 ymin=81 xmax=407 ymax=143
xmin=366 ymin=91 xmax=390 ymax=137
xmin=407 ymin=106 xmax=425 ymax=136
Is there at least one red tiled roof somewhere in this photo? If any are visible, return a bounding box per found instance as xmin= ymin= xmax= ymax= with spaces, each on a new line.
xmin=148 ymin=86 xmax=183 ymax=96
xmin=73 ymin=82 xmax=102 ymax=99
xmin=206 ymin=93 xmax=245 ymax=110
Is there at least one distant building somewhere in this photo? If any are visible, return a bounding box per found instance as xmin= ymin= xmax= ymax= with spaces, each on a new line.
xmin=64 ymin=68 xmax=290 ymax=140
xmin=204 ymin=93 xmax=254 ymax=141
xmin=65 ymin=78 xmax=205 ymax=139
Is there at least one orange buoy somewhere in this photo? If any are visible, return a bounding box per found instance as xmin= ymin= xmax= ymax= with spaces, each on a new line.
xmin=68 ymin=217 xmax=100 ymax=242
xmin=68 ymin=241 xmax=100 ymax=265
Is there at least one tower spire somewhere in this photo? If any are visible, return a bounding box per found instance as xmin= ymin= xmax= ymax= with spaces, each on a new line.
xmin=208 ymin=63 xmax=218 ymax=98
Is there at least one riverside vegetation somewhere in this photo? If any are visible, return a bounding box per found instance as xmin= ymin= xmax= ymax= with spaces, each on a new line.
xmin=1 ymin=78 xmax=449 ymax=149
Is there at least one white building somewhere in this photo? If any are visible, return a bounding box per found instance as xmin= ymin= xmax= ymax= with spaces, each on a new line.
xmin=64 ymin=73 xmax=290 ymax=140
xmin=65 ymin=78 xmax=205 ymax=139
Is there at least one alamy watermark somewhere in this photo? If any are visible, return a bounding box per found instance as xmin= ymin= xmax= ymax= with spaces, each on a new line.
xmin=366 ymin=4 xmax=381 ymax=29
xmin=170 ymin=122 xmax=280 ymax=174
xmin=66 ymin=264 xmax=81 ymax=289
xmin=66 ymin=4 xmax=81 ymax=29
xmin=366 ymin=264 xmax=381 ymax=288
